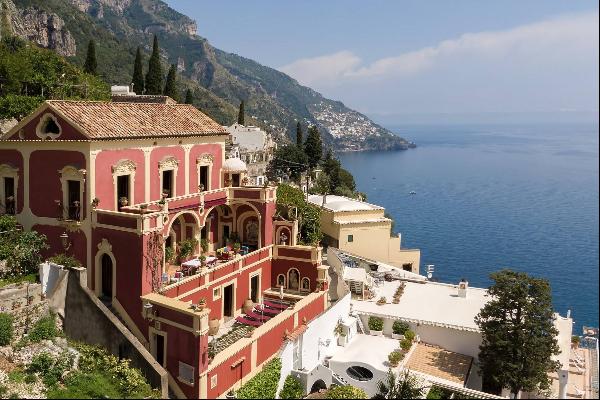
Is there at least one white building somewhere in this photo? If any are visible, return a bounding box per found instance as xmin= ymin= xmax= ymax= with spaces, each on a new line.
xmin=225 ymin=123 xmax=276 ymax=186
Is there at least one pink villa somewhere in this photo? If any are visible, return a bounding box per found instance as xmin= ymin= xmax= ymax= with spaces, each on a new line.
xmin=0 ymin=100 xmax=329 ymax=398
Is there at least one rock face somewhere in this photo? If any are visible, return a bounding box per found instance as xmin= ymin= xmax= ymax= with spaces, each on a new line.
xmin=16 ymin=8 xmax=76 ymax=56
xmin=1 ymin=0 xmax=76 ymax=57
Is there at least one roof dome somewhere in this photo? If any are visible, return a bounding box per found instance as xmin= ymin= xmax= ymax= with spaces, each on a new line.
xmin=223 ymin=157 xmax=247 ymax=172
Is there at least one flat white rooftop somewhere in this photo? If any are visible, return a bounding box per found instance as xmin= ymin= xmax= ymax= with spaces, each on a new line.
xmin=308 ymin=194 xmax=383 ymax=212
xmin=352 ymin=280 xmax=489 ymax=331
xmin=329 ymin=333 xmax=399 ymax=372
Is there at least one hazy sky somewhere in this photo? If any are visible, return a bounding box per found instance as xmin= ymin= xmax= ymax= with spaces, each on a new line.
xmin=165 ymin=1 xmax=599 ymax=118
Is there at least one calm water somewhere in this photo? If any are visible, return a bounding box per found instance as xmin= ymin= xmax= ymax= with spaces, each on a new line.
xmin=338 ymin=123 xmax=599 ymax=331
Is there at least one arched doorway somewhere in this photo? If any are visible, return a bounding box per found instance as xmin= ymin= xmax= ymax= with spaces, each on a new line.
xmin=100 ymin=254 xmax=113 ymax=299
xmin=310 ymin=379 xmax=327 ymax=394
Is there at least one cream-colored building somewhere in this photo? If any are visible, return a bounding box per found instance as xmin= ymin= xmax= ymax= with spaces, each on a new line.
xmin=224 ymin=123 xmax=276 ymax=186
xmin=308 ymin=194 xmax=420 ymax=273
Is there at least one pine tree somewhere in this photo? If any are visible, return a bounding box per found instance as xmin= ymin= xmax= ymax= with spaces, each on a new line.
xmin=296 ymin=121 xmax=303 ymax=147
xmin=475 ymin=270 xmax=560 ymax=397
xmin=237 ymin=100 xmax=245 ymax=125
xmin=304 ymin=125 xmax=323 ymax=169
xmin=83 ymin=39 xmax=97 ymax=75
xmin=145 ymin=35 xmax=163 ymax=95
xmin=131 ymin=47 xmax=144 ymax=94
xmin=184 ymin=89 xmax=193 ymax=104
xmin=164 ymin=64 xmax=179 ymax=101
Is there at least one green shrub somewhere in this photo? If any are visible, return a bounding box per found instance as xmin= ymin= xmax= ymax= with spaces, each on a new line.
xmin=426 ymin=386 xmax=453 ymax=399
xmin=388 ymin=350 xmax=404 ymax=366
xmin=368 ymin=316 xmax=383 ymax=332
xmin=236 ymin=357 xmax=281 ymax=399
xmin=400 ymin=338 xmax=412 ymax=352
xmin=404 ymin=330 xmax=416 ymax=342
xmin=47 ymin=371 xmax=122 ymax=399
xmin=27 ymin=313 xmax=58 ymax=343
xmin=27 ymin=351 xmax=74 ymax=387
xmin=392 ymin=321 xmax=410 ymax=335
xmin=279 ymin=375 xmax=304 ymax=399
xmin=178 ymin=238 xmax=198 ymax=261
xmin=28 ymin=352 xmax=54 ymax=376
xmin=47 ymin=253 xmax=82 ymax=269
xmin=0 ymin=313 xmax=14 ymax=345
xmin=325 ymin=385 xmax=368 ymax=399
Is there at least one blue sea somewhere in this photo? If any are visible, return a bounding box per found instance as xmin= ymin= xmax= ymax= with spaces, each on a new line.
xmin=338 ymin=123 xmax=599 ymax=332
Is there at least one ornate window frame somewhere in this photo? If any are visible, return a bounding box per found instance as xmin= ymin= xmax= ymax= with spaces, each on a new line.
xmin=94 ymin=238 xmax=117 ymax=303
xmin=58 ymin=166 xmax=86 ymax=221
xmin=112 ymin=159 xmax=136 ymax=208
xmin=196 ymin=153 xmax=214 ymax=191
xmin=158 ymin=156 xmax=179 ymax=198
xmin=35 ymin=113 xmax=62 ymax=140
xmin=0 ymin=164 xmax=19 ymax=214
xmin=301 ymin=277 xmax=311 ymax=292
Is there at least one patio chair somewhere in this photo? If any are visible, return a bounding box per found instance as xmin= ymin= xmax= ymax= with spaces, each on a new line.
xmin=235 ymin=316 xmax=263 ymax=327
xmin=255 ymin=305 xmax=280 ymax=316
xmin=263 ymin=299 xmax=289 ymax=310
xmin=246 ymin=310 xmax=270 ymax=321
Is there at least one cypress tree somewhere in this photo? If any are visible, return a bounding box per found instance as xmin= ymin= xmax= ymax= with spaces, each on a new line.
xmin=304 ymin=125 xmax=323 ymax=169
xmin=145 ymin=35 xmax=163 ymax=95
xmin=184 ymin=89 xmax=193 ymax=104
xmin=0 ymin=2 xmax=13 ymax=39
xmin=164 ymin=64 xmax=179 ymax=101
xmin=237 ymin=100 xmax=245 ymax=125
xmin=131 ymin=47 xmax=144 ymax=94
xmin=83 ymin=39 xmax=97 ymax=75
xmin=296 ymin=121 xmax=303 ymax=147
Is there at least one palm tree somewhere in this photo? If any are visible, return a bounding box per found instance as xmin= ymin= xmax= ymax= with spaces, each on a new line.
xmin=374 ymin=369 xmax=426 ymax=399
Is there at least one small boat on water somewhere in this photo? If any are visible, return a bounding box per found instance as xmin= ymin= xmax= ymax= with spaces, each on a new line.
xmin=409 ymin=191 xmax=417 ymax=195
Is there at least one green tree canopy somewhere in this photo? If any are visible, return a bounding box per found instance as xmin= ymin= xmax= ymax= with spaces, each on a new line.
xmin=266 ymin=144 xmax=308 ymax=182
xmin=279 ymin=375 xmax=304 ymax=399
xmin=163 ymin=64 xmax=179 ymax=101
xmin=131 ymin=47 xmax=144 ymax=94
xmin=0 ymin=215 xmax=48 ymax=278
xmin=145 ymin=35 xmax=163 ymax=95
xmin=304 ymin=125 xmax=323 ymax=168
xmin=296 ymin=121 xmax=303 ymax=147
xmin=276 ymin=184 xmax=322 ymax=246
xmin=83 ymin=39 xmax=97 ymax=75
xmin=325 ymin=385 xmax=367 ymax=399
xmin=238 ymin=100 xmax=245 ymax=125
xmin=184 ymin=88 xmax=193 ymax=104
xmin=374 ymin=370 xmax=425 ymax=399
xmin=475 ymin=269 xmax=560 ymax=397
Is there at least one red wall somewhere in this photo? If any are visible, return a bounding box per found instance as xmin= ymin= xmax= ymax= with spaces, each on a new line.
xmin=33 ymin=224 xmax=87 ymax=264
xmin=189 ymin=144 xmax=223 ymax=191
xmin=271 ymin=258 xmax=318 ymax=290
xmin=94 ymin=148 xmax=145 ymax=210
xmin=207 ymin=344 xmax=253 ymax=399
xmin=0 ymin=149 xmax=24 ymax=214
xmin=150 ymin=147 xmax=186 ymax=199
xmin=29 ymin=150 xmax=86 ymax=218
xmin=10 ymin=109 xmax=88 ymax=141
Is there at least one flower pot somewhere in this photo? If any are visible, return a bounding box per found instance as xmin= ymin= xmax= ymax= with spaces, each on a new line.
xmin=371 ymin=330 xmax=383 ymax=336
xmin=392 ymin=333 xmax=405 ymax=340
xmin=208 ymin=318 xmax=220 ymax=336
xmin=242 ymin=299 xmax=254 ymax=314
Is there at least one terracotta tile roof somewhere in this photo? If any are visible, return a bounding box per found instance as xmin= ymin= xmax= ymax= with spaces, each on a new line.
xmin=284 ymin=324 xmax=308 ymax=342
xmin=47 ymin=100 xmax=228 ymax=139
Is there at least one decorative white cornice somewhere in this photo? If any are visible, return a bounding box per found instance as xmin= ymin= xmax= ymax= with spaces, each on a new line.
xmin=112 ymin=159 xmax=137 ymax=175
xmin=158 ymin=156 xmax=179 ymax=170
xmin=196 ymin=153 xmax=214 ymax=165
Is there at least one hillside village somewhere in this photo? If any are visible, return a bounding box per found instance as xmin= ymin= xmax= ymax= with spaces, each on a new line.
xmin=0 ymin=1 xmax=598 ymax=400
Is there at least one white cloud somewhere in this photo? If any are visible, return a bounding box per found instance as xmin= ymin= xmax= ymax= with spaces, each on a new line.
xmin=279 ymin=11 xmax=599 ymax=87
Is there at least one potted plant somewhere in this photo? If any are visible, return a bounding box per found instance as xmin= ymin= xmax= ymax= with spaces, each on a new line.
xmin=376 ymin=296 xmax=387 ymax=306
xmin=119 ymin=196 xmax=129 ymax=207
xmin=233 ymin=242 xmax=241 ymax=255
xmin=91 ymin=197 xmax=100 ymax=209
xmin=388 ymin=350 xmax=403 ymax=367
xmin=400 ymin=337 xmax=412 ymax=352
xmin=139 ymin=203 xmax=148 ymax=213
xmin=404 ymin=330 xmax=416 ymax=342
xmin=225 ymin=390 xmax=235 ymax=399
xmin=197 ymin=298 xmax=206 ymax=311
xmin=198 ymin=183 xmax=205 ymax=192
xmin=368 ymin=316 xmax=384 ymax=336
xmin=392 ymin=321 xmax=410 ymax=340
xmin=165 ymin=247 xmax=174 ymax=265
xmin=199 ymin=254 xmax=207 ymax=268
xmin=200 ymin=238 xmax=209 ymax=254
xmin=162 ymin=189 xmax=169 ymax=198
xmin=242 ymin=298 xmax=254 ymax=314
xmin=571 ymin=335 xmax=581 ymax=349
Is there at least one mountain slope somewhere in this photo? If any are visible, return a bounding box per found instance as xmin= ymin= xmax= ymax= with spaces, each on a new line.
xmin=7 ymin=0 xmax=413 ymax=151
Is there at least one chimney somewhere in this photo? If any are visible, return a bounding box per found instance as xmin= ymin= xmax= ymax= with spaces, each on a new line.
xmin=457 ymin=278 xmax=468 ymax=298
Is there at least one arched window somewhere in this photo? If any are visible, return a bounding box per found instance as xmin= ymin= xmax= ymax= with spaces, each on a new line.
xmin=288 ymin=269 xmax=300 ymax=291
xmin=277 ymin=274 xmax=286 ymax=288
xmin=301 ymin=277 xmax=310 ymax=292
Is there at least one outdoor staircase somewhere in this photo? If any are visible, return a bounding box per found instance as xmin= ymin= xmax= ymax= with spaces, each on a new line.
xmin=349 ymin=280 xmax=362 ymax=295
xmin=354 ymin=313 xmax=366 ymax=334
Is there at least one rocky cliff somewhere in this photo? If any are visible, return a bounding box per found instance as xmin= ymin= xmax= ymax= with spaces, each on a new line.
xmin=6 ymin=0 xmax=411 ymax=151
